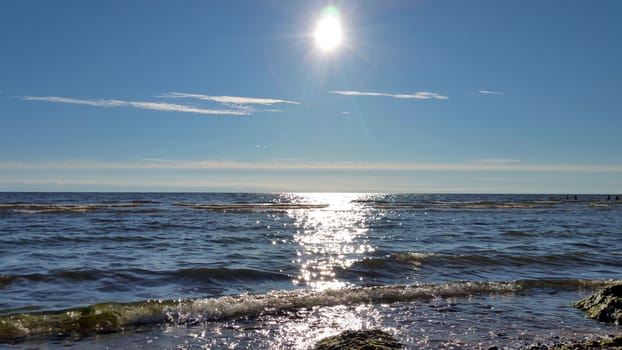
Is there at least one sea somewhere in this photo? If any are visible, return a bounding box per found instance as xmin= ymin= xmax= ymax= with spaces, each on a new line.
xmin=0 ymin=192 xmax=621 ymax=349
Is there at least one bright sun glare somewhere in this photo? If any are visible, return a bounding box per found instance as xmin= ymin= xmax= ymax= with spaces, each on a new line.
xmin=314 ymin=6 xmax=342 ymax=51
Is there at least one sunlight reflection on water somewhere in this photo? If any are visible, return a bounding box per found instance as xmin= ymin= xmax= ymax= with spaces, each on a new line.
xmin=281 ymin=193 xmax=377 ymax=290
xmin=265 ymin=304 xmax=384 ymax=350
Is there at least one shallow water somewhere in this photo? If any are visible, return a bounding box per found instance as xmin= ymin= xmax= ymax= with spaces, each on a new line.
xmin=1 ymin=192 xmax=621 ymax=348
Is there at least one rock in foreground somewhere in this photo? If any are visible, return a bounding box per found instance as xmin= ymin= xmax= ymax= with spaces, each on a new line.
xmin=574 ymin=284 xmax=622 ymax=324
xmin=550 ymin=335 xmax=622 ymax=349
xmin=314 ymin=330 xmax=403 ymax=350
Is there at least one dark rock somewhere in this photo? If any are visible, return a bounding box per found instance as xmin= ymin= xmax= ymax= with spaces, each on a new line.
xmin=574 ymin=284 xmax=622 ymax=324
xmin=314 ymin=329 xmax=403 ymax=350
xmin=529 ymin=345 xmax=548 ymax=350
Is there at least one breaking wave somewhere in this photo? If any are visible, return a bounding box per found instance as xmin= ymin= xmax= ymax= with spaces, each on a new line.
xmin=1 ymin=278 xmax=617 ymax=342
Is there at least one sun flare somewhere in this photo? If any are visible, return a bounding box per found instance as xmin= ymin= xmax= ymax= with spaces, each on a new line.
xmin=314 ymin=7 xmax=342 ymax=51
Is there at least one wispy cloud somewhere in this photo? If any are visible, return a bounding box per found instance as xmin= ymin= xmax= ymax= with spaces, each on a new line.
xmin=160 ymin=92 xmax=299 ymax=105
xmin=3 ymin=159 xmax=622 ymax=173
xmin=331 ymin=90 xmax=449 ymax=100
xmin=479 ymin=90 xmax=504 ymax=95
xmin=22 ymin=96 xmax=249 ymax=115
xmin=22 ymin=91 xmax=300 ymax=116
xmin=470 ymin=158 xmax=521 ymax=164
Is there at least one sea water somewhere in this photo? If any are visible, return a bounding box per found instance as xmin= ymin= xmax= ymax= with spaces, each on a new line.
xmin=0 ymin=193 xmax=620 ymax=349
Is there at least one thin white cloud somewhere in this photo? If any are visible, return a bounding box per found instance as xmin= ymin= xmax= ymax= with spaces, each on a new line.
xmin=479 ymin=90 xmax=504 ymax=95
xmin=127 ymin=101 xmax=248 ymax=115
xmin=23 ymin=96 xmax=125 ymax=107
xmin=331 ymin=90 xmax=449 ymax=100
xmin=470 ymin=158 xmax=521 ymax=164
xmin=2 ymin=159 xmax=622 ymax=173
xmin=160 ymin=92 xmax=300 ymax=105
xmin=22 ymin=96 xmax=249 ymax=115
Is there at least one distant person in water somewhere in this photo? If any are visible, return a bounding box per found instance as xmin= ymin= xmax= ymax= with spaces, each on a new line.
xmin=574 ymin=195 xmax=578 ymax=201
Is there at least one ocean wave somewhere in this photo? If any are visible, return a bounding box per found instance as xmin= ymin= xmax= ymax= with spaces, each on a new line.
xmin=1 ymin=233 xmax=155 ymax=245
xmin=341 ymin=251 xmax=601 ymax=276
xmin=502 ymin=230 xmax=536 ymax=237
xmin=359 ymin=198 xmax=622 ymax=211
xmin=127 ymin=200 xmax=160 ymax=204
xmin=1 ymin=279 xmax=617 ymax=342
xmin=173 ymin=267 xmax=291 ymax=282
xmin=1 ymin=270 xmax=129 ymax=285
xmin=1 ymin=267 xmax=291 ymax=288
xmin=173 ymin=202 xmax=329 ymax=212
xmin=370 ymin=200 xmax=561 ymax=210
xmin=335 ymin=253 xmax=436 ymax=276
xmin=0 ymin=202 xmax=146 ymax=214
xmin=398 ymin=250 xmax=595 ymax=265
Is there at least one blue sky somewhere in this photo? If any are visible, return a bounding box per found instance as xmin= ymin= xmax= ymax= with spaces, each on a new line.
xmin=1 ymin=0 xmax=621 ymax=193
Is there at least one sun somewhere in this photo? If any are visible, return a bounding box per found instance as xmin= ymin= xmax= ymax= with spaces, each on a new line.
xmin=314 ymin=7 xmax=342 ymax=51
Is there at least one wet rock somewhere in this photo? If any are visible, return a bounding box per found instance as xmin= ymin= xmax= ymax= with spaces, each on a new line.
xmin=314 ymin=329 xmax=403 ymax=350
xmin=574 ymin=284 xmax=622 ymax=324
xmin=550 ymin=335 xmax=622 ymax=349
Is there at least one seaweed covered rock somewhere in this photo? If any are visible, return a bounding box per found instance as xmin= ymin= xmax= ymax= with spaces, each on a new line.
xmin=550 ymin=335 xmax=622 ymax=349
xmin=314 ymin=329 xmax=403 ymax=350
xmin=574 ymin=284 xmax=622 ymax=324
